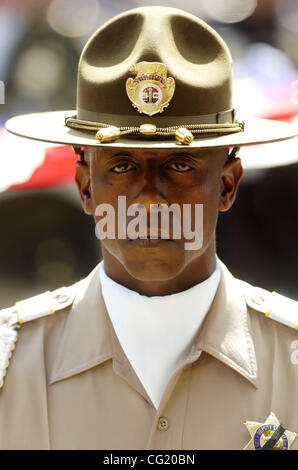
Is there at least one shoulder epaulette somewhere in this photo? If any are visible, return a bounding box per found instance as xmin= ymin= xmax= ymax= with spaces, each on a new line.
xmin=0 ymin=286 xmax=75 ymax=389
xmin=244 ymin=284 xmax=298 ymax=331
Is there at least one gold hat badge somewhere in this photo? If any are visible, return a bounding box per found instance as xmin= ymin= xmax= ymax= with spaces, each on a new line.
xmin=126 ymin=62 xmax=175 ymax=116
xmin=243 ymin=412 xmax=297 ymax=450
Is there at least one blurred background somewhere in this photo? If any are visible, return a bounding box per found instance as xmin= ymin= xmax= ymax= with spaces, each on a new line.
xmin=0 ymin=0 xmax=297 ymax=307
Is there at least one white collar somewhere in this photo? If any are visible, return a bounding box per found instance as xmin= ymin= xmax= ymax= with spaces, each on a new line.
xmin=99 ymin=260 xmax=221 ymax=409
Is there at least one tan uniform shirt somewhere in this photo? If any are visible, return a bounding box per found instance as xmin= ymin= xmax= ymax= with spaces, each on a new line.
xmin=0 ymin=261 xmax=297 ymax=450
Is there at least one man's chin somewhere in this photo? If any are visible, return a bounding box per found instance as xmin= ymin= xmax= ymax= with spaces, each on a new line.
xmin=101 ymin=238 xmax=188 ymax=282
xmin=120 ymin=254 xmax=185 ymax=283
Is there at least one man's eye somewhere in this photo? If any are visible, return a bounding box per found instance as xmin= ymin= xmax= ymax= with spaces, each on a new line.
xmin=167 ymin=162 xmax=192 ymax=172
xmin=110 ymin=162 xmax=134 ymax=173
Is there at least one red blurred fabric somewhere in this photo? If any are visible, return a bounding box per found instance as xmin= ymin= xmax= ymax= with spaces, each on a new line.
xmin=9 ymin=146 xmax=78 ymax=191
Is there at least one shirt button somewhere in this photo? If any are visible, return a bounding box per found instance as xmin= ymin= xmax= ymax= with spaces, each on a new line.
xmin=158 ymin=416 xmax=169 ymax=432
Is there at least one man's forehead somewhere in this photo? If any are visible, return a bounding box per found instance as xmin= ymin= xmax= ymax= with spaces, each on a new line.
xmin=85 ymin=146 xmax=227 ymax=161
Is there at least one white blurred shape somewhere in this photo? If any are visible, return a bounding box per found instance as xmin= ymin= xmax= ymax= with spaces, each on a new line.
xmin=239 ymin=134 xmax=298 ymax=170
xmin=233 ymin=43 xmax=297 ymax=118
xmin=47 ymin=0 xmax=101 ymax=38
xmin=201 ymin=0 xmax=257 ymax=23
xmin=234 ymin=42 xmax=295 ymax=85
xmin=0 ymin=130 xmax=59 ymax=191
xmin=14 ymin=45 xmax=66 ymax=99
xmin=234 ymin=78 xmax=269 ymax=119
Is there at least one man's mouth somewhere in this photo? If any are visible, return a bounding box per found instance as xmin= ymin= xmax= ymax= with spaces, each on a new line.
xmin=131 ymin=231 xmax=172 ymax=240
xmin=129 ymin=237 xmax=173 ymax=247
xmin=128 ymin=229 xmax=174 ymax=246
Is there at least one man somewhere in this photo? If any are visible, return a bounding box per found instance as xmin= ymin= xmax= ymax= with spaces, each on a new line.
xmin=1 ymin=6 xmax=298 ymax=450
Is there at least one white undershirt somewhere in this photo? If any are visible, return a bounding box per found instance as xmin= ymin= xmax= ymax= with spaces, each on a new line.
xmin=99 ymin=260 xmax=220 ymax=409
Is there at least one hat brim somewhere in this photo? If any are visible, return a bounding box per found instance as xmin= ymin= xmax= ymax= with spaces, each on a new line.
xmin=5 ymin=110 xmax=298 ymax=149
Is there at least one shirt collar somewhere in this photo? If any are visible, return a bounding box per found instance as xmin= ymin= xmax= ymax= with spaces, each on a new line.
xmin=49 ymin=261 xmax=113 ymax=384
xmin=49 ymin=259 xmax=258 ymax=388
xmin=195 ymin=261 xmax=258 ymax=388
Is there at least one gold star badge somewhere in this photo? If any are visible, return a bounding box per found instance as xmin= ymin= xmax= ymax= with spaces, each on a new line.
xmin=243 ymin=411 xmax=297 ymax=450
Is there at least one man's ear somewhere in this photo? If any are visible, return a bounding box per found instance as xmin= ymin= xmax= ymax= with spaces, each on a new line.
xmin=219 ymin=157 xmax=243 ymax=212
xmin=74 ymin=160 xmax=94 ymax=215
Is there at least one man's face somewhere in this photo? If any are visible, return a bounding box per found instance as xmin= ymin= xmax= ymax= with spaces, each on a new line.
xmin=75 ymin=146 xmax=242 ymax=283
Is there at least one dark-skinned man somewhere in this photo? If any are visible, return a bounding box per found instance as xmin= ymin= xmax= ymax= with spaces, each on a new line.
xmin=1 ymin=6 xmax=298 ymax=450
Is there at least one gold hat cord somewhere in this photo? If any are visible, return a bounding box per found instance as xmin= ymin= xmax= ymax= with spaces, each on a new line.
xmin=65 ymin=113 xmax=245 ymax=145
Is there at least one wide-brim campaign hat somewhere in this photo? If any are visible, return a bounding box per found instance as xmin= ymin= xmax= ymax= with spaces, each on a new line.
xmin=5 ymin=6 xmax=298 ymax=150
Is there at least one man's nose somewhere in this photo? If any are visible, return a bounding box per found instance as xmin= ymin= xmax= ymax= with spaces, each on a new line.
xmin=131 ymin=170 xmax=168 ymax=213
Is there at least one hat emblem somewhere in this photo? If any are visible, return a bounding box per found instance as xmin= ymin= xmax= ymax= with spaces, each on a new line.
xmin=126 ymin=61 xmax=175 ymax=116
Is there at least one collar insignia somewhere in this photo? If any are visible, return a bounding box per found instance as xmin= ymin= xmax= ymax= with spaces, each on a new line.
xmin=125 ymin=61 xmax=175 ymax=116
xmin=243 ymin=411 xmax=297 ymax=450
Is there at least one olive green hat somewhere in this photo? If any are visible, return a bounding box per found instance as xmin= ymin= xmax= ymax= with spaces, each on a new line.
xmin=5 ymin=6 xmax=298 ymax=149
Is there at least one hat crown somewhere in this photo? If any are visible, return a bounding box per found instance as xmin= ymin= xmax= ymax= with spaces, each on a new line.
xmin=77 ymin=6 xmax=233 ymax=126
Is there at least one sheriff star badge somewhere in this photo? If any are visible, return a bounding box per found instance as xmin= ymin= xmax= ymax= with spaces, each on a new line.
xmin=243 ymin=411 xmax=297 ymax=450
